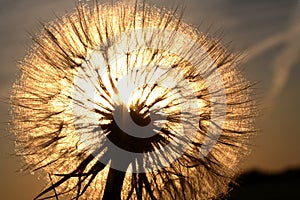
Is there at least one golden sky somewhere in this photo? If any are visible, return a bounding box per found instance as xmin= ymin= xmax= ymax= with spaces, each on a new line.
xmin=0 ymin=0 xmax=299 ymax=199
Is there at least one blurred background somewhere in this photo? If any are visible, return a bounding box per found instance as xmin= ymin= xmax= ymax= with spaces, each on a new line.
xmin=0 ymin=0 xmax=299 ymax=199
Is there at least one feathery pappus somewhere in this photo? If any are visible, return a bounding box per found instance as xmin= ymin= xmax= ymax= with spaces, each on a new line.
xmin=10 ymin=1 xmax=256 ymax=199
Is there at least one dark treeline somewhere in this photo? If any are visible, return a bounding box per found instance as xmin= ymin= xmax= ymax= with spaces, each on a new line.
xmin=223 ymin=168 xmax=300 ymax=200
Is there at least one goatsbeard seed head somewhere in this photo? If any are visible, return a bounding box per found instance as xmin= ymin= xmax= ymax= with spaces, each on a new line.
xmin=11 ymin=1 xmax=256 ymax=200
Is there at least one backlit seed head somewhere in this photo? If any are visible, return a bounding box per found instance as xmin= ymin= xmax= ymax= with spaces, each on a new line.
xmin=11 ymin=1 xmax=256 ymax=199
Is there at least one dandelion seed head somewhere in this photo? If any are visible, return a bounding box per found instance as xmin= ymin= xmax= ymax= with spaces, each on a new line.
xmin=11 ymin=1 xmax=255 ymax=199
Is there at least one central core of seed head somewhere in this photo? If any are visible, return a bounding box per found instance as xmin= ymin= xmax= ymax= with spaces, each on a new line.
xmin=129 ymin=106 xmax=151 ymax=127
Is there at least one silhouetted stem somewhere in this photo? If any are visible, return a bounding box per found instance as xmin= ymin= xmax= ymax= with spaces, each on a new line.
xmin=102 ymin=166 xmax=127 ymax=200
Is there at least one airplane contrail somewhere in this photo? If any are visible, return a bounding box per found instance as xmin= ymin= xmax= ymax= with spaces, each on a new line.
xmin=244 ymin=0 xmax=300 ymax=101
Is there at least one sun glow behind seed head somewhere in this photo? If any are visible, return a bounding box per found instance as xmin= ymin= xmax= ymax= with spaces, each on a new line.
xmin=11 ymin=1 xmax=255 ymax=199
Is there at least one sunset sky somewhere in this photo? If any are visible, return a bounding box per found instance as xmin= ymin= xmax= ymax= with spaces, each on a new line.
xmin=0 ymin=0 xmax=299 ymax=199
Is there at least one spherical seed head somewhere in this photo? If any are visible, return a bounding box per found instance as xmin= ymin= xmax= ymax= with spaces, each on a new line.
xmin=11 ymin=1 xmax=255 ymax=199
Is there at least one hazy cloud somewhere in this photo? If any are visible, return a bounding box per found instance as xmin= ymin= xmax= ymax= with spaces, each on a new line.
xmin=244 ymin=1 xmax=300 ymax=100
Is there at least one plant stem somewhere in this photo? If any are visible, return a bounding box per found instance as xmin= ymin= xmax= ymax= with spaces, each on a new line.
xmin=102 ymin=166 xmax=127 ymax=200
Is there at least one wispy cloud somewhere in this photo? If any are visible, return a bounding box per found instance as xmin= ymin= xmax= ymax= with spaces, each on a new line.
xmin=269 ymin=2 xmax=300 ymax=100
xmin=245 ymin=0 xmax=300 ymax=100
